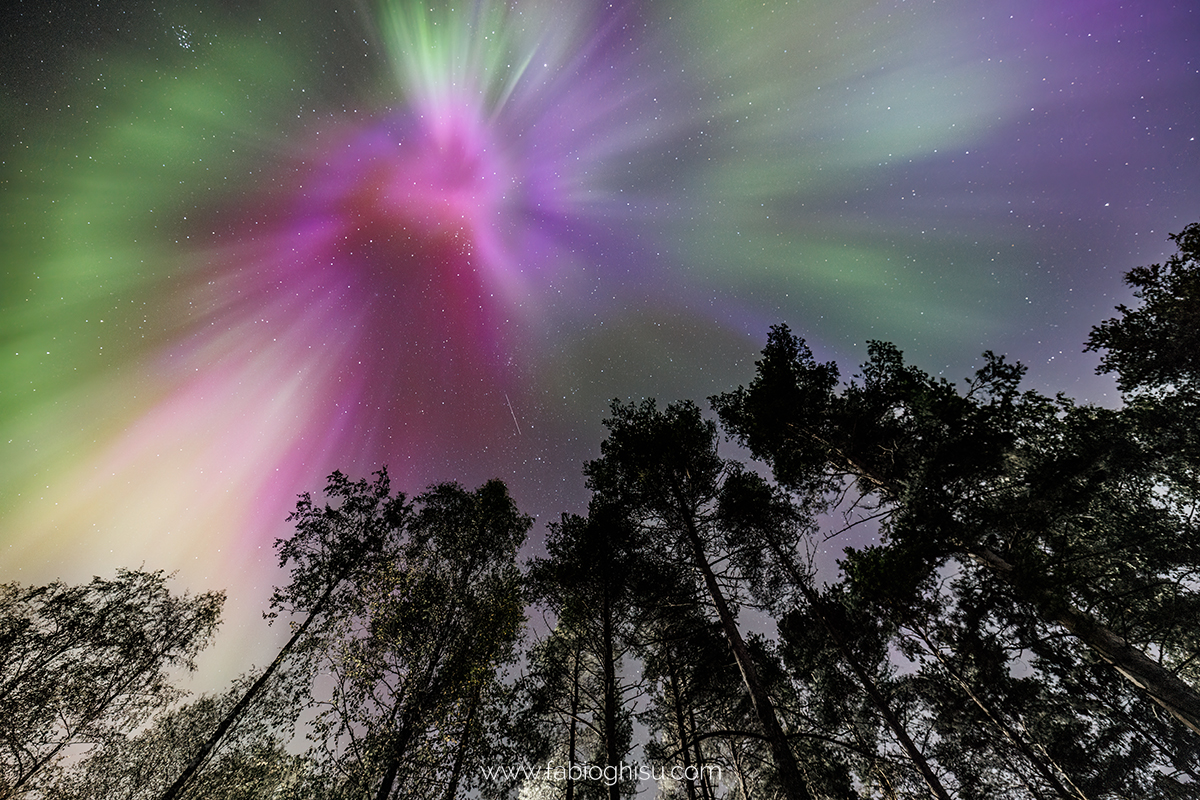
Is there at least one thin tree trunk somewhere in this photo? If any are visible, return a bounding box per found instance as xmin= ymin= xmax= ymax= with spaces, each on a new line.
xmin=761 ymin=532 xmax=953 ymax=800
xmin=442 ymin=682 xmax=482 ymax=800
xmin=679 ymin=513 xmax=813 ymax=800
xmin=160 ymin=576 xmax=342 ymax=800
xmin=688 ymin=703 xmax=715 ymax=800
xmin=601 ymin=583 xmax=622 ymax=800
xmin=909 ymin=621 xmax=1090 ymax=800
xmin=972 ymin=546 xmax=1200 ymax=735
xmin=567 ymin=638 xmax=581 ymax=800
xmin=666 ymin=648 xmax=699 ymax=800
xmin=727 ymin=737 xmax=754 ymax=800
xmin=996 ymin=745 xmax=1054 ymax=800
xmin=374 ymin=710 xmax=419 ymax=800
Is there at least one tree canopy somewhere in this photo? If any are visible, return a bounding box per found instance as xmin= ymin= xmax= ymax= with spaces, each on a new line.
xmin=0 ymin=569 xmax=223 ymax=798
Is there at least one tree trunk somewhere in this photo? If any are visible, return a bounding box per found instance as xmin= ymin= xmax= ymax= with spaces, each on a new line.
xmin=160 ymin=576 xmax=341 ymax=800
xmin=376 ymin=580 xmax=468 ymax=800
xmin=688 ymin=703 xmax=715 ymax=800
xmin=728 ymin=736 xmax=754 ymax=800
xmin=566 ymin=639 xmax=581 ymax=800
xmin=666 ymin=648 xmax=699 ymax=800
xmin=679 ymin=513 xmax=813 ymax=800
xmin=601 ymin=583 xmax=622 ymax=800
xmin=760 ymin=530 xmax=952 ymax=800
xmin=972 ymin=546 xmax=1200 ymax=735
xmin=442 ymin=682 xmax=482 ymax=800
xmin=374 ymin=710 xmax=419 ymax=800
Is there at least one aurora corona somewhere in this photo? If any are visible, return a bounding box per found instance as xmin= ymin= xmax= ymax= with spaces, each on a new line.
xmin=2 ymin=0 xmax=670 ymax=579
xmin=2 ymin=0 xmax=1197 ymax=679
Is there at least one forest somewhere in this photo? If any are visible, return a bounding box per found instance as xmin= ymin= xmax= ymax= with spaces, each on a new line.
xmin=3 ymin=223 xmax=1199 ymax=799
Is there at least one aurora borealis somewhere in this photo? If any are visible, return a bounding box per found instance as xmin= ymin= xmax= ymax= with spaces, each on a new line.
xmin=2 ymin=0 xmax=1198 ymax=679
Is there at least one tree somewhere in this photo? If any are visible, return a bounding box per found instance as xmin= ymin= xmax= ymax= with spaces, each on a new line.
xmin=720 ymin=466 xmax=952 ymax=800
xmin=636 ymin=599 xmax=750 ymax=800
xmin=902 ymin=599 xmax=1102 ymax=800
xmin=517 ymin=626 xmax=597 ymax=799
xmin=524 ymin=504 xmax=641 ymax=800
xmin=161 ymin=467 xmax=412 ymax=800
xmin=305 ymin=479 xmax=528 ymax=800
xmin=1086 ymin=222 xmax=1200 ymax=394
xmin=0 ymin=569 xmax=223 ymax=798
xmin=584 ymin=398 xmax=815 ymax=800
xmin=713 ymin=323 xmax=1200 ymax=739
xmin=1085 ymin=222 xmax=1200 ymax=640
xmin=57 ymin=472 xmax=526 ymax=800
xmin=774 ymin=582 xmax=956 ymax=800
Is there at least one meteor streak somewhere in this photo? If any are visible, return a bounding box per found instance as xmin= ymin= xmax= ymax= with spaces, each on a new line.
xmin=505 ymin=393 xmax=521 ymax=436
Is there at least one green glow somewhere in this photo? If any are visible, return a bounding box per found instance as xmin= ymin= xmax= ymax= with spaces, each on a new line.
xmin=380 ymin=0 xmax=546 ymax=117
xmin=1 ymin=11 xmax=318 ymax=508
xmin=648 ymin=0 xmax=1028 ymax=338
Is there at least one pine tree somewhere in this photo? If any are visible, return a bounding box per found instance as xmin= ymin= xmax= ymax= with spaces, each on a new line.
xmin=714 ymin=324 xmax=1200 ymax=737
xmin=585 ymin=398 xmax=815 ymax=800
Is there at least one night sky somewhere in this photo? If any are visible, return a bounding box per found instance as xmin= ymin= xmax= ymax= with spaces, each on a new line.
xmin=2 ymin=0 xmax=1198 ymax=683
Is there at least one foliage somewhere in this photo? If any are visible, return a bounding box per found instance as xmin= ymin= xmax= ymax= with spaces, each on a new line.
xmin=270 ymin=467 xmax=413 ymax=624
xmin=1086 ymin=222 xmax=1200 ymax=393
xmin=713 ymin=312 xmax=1200 ymax=790
xmin=46 ymin=672 xmax=309 ymax=800
xmin=0 ymin=569 xmax=223 ymax=798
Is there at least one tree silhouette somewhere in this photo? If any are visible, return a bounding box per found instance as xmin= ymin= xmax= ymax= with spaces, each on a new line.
xmin=161 ymin=468 xmax=411 ymax=800
xmin=0 ymin=569 xmax=222 ymax=798
xmin=525 ymin=504 xmax=641 ymax=799
xmin=714 ymin=324 xmax=1200 ymax=737
xmin=585 ymin=398 xmax=815 ymax=800
xmin=305 ymin=479 xmax=528 ymax=800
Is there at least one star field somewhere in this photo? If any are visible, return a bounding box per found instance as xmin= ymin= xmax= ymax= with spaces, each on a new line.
xmin=2 ymin=0 xmax=1198 ymax=681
